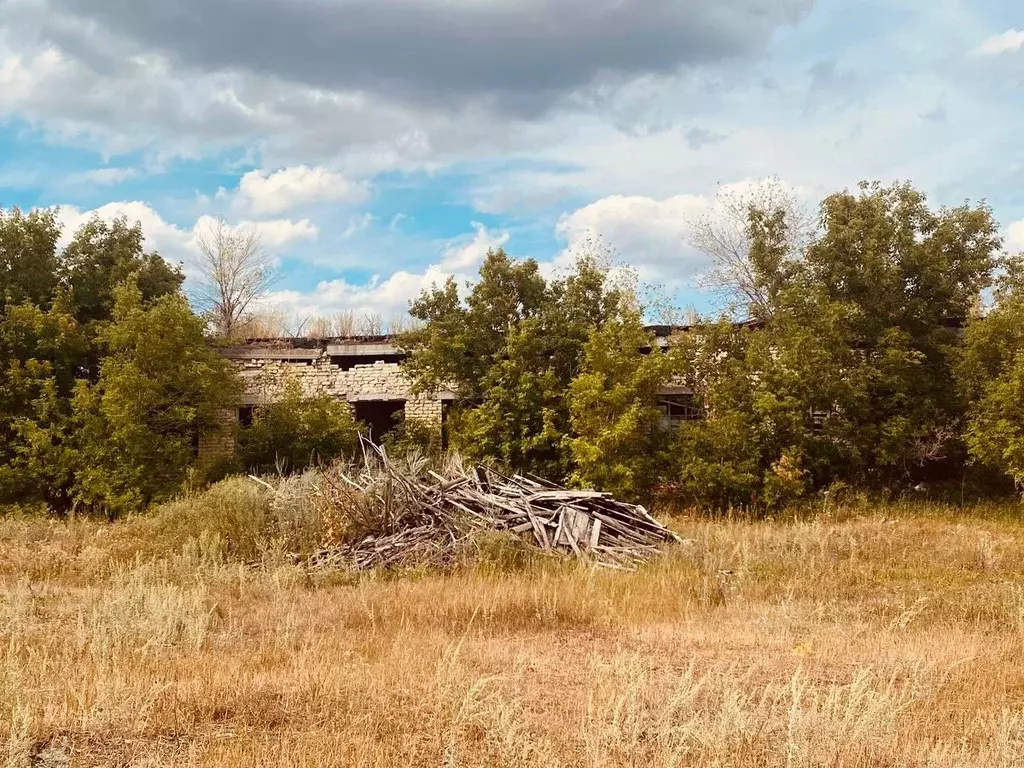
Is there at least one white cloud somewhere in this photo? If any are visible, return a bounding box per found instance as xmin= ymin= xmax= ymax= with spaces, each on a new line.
xmin=231 ymin=165 xmax=368 ymax=215
xmin=262 ymin=268 xmax=450 ymax=324
xmin=246 ymin=218 xmax=319 ymax=248
xmin=437 ymin=223 xmax=509 ymax=272
xmin=55 ymin=203 xmax=320 ymax=284
xmin=55 ymin=201 xmax=195 ymax=265
xmin=71 ymin=167 xmax=139 ymax=186
xmin=1007 ymin=219 xmax=1024 ymax=252
xmin=342 ymin=212 xmax=375 ymax=239
xmin=260 ymin=223 xmax=510 ymax=321
xmin=556 ymin=193 xmax=711 ymax=279
xmin=974 ymin=29 xmax=1024 ymax=56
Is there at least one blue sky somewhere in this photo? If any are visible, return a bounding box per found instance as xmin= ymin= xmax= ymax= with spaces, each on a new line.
xmin=2 ymin=0 xmax=1024 ymax=326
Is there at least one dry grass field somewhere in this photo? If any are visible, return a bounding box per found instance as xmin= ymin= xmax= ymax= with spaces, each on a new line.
xmin=4 ymin=485 xmax=1024 ymax=766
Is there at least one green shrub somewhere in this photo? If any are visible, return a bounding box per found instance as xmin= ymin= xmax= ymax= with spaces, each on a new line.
xmin=238 ymin=379 xmax=360 ymax=474
xmin=67 ymin=283 xmax=241 ymax=516
xmin=138 ymin=477 xmax=273 ymax=561
xmin=140 ymin=473 xmax=339 ymax=562
xmin=381 ymin=415 xmax=444 ymax=460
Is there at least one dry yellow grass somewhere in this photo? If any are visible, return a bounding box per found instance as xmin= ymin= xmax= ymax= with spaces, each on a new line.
xmin=4 ymin=498 xmax=1024 ymax=766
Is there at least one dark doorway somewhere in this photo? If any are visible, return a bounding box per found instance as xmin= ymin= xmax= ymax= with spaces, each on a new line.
xmin=353 ymin=400 xmax=405 ymax=441
xmin=238 ymin=405 xmax=256 ymax=428
xmin=441 ymin=401 xmax=452 ymax=450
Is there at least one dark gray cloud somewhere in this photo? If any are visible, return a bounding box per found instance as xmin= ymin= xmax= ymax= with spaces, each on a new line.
xmin=684 ymin=127 xmax=727 ymax=149
xmin=41 ymin=0 xmax=813 ymax=113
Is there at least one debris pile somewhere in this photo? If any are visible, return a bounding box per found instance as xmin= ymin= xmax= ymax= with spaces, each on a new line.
xmin=302 ymin=440 xmax=680 ymax=571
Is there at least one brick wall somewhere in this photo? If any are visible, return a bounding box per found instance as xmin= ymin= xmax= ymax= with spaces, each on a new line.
xmin=197 ymin=408 xmax=238 ymax=458
xmin=237 ymin=357 xmax=417 ymax=403
xmin=198 ymin=343 xmax=445 ymax=459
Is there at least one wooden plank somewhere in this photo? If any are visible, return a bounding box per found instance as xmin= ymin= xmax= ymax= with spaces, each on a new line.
xmin=570 ymin=510 xmax=590 ymax=546
xmin=526 ymin=490 xmax=606 ymax=503
xmin=552 ymin=508 xmax=568 ymax=548
xmin=526 ymin=504 xmax=550 ymax=549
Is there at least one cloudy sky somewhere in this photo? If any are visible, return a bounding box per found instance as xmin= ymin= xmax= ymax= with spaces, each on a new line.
xmin=2 ymin=0 xmax=1024 ymax=323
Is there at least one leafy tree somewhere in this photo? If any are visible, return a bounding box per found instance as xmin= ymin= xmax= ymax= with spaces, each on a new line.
xmin=569 ymin=307 xmax=674 ymax=501
xmin=70 ymin=283 xmax=240 ymax=514
xmin=0 ymin=295 xmax=88 ymax=507
xmin=0 ymin=208 xmax=63 ymax=310
xmin=0 ymin=209 xmax=243 ymax=513
xmin=671 ymin=181 xmax=1000 ymax=508
xmin=62 ymin=216 xmax=184 ymax=327
xmin=801 ymin=181 xmax=1000 ymax=486
xmin=671 ymin=302 xmax=854 ymax=509
xmin=669 ymin=320 xmax=798 ymax=510
xmin=238 ymin=379 xmax=360 ymax=474
xmin=404 ymin=248 xmax=638 ymax=480
xmin=403 ymin=248 xmax=548 ymax=398
xmin=959 ymin=262 xmax=1024 ymax=487
xmin=449 ymin=317 xmax=571 ymax=478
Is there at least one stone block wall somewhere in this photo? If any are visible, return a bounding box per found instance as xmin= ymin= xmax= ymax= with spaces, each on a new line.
xmin=406 ymin=394 xmax=443 ymax=424
xmin=199 ymin=345 xmax=445 ymax=458
xmin=197 ymin=408 xmax=238 ymax=458
xmin=235 ymin=356 xmax=427 ymax=409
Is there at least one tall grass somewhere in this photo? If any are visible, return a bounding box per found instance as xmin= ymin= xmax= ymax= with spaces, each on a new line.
xmin=3 ymin=485 xmax=1024 ymax=765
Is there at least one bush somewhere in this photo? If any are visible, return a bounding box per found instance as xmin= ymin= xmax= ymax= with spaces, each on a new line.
xmin=140 ymin=472 xmax=344 ymax=563
xmin=137 ymin=477 xmax=274 ymax=561
xmin=381 ymin=415 xmax=444 ymax=460
xmin=64 ymin=283 xmax=241 ymax=516
xmin=238 ymin=379 xmax=360 ymax=475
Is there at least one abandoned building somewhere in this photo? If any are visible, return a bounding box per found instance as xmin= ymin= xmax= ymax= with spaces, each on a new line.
xmin=199 ymin=328 xmax=697 ymax=457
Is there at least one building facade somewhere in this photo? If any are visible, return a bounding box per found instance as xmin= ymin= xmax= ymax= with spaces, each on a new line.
xmin=202 ymin=329 xmax=696 ymax=457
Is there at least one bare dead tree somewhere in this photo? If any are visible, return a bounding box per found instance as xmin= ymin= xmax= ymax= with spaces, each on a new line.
xmin=193 ymin=218 xmax=279 ymax=338
xmin=305 ymin=315 xmax=334 ymax=340
xmin=387 ymin=314 xmax=422 ymax=335
xmin=691 ymin=177 xmax=816 ymax=318
xmin=235 ymin=309 xmax=288 ymax=339
xmin=358 ymin=312 xmax=384 ymax=336
xmin=333 ymin=310 xmax=356 ymax=337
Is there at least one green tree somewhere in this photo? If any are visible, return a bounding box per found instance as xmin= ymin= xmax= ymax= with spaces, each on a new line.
xmin=238 ymin=379 xmax=360 ymax=474
xmin=0 ymin=208 xmax=63 ymax=310
xmin=671 ymin=301 xmax=856 ymax=510
xmin=404 ymin=249 xmax=637 ymax=481
xmin=670 ymin=181 xmax=999 ymax=508
xmin=70 ymin=283 xmax=240 ymax=514
xmin=449 ymin=317 xmax=572 ymax=478
xmin=0 ymin=209 xmax=235 ymax=513
xmin=62 ymin=216 xmax=184 ymax=327
xmin=0 ymin=295 xmax=88 ymax=507
xmin=959 ymin=262 xmax=1024 ymax=487
xmin=669 ymin=319 xmax=805 ymax=510
xmin=569 ymin=307 xmax=674 ymax=501
xmin=802 ymin=181 xmax=999 ymax=486
xmin=403 ymin=248 xmax=548 ymax=398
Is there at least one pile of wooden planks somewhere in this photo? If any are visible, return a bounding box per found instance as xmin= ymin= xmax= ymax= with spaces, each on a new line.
xmin=307 ymin=439 xmax=680 ymax=571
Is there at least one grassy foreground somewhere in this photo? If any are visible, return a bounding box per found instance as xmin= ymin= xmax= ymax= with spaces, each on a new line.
xmin=3 ymin=490 xmax=1024 ymax=766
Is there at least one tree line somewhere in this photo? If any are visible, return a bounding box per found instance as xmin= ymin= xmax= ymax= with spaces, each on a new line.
xmin=402 ymin=180 xmax=1023 ymax=507
xmin=3 ymin=179 xmax=1024 ymax=515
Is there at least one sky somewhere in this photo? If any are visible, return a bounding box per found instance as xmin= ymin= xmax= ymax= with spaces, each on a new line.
xmin=2 ymin=0 xmax=1024 ymax=326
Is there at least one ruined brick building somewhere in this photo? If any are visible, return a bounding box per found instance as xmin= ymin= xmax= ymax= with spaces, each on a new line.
xmin=200 ymin=328 xmax=695 ymax=457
